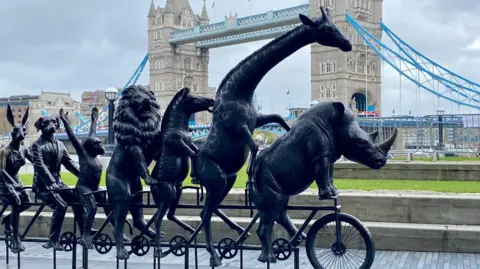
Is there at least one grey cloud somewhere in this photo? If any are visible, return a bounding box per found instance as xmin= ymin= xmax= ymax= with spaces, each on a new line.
xmin=0 ymin=0 xmax=480 ymax=116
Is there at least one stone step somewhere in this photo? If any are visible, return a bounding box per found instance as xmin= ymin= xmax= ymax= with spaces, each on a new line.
xmin=14 ymin=188 xmax=480 ymax=226
xmin=2 ymin=211 xmax=480 ymax=254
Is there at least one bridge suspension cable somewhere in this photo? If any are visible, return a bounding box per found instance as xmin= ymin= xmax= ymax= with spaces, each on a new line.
xmin=346 ymin=12 xmax=480 ymax=110
xmin=73 ymin=53 xmax=149 ymax=132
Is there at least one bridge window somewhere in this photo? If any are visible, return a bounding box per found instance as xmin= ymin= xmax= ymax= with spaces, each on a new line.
xmin=161 ymin=81 xmax=165 ymax=92
xmin=196 ymin=61 xmax=201 ymax=71
xmin=175 ymin=58 xmax=181 ymax=69
xmin=320 ymin=63 xmax=325 ymax=74
xmin=357 ymin=54 xmax=366 ymax=74
xmin=193 ymin=84 xmax=199 ymax=92
xmin=154 ymin=81 xmax=160 ymax=92
xmin=153 ymin=31 xmax=158 ymax=40
xmin=184 ymin=57 xmax=192 ymax=70
xmin=176 ymin=77 xmax=182 ymax=89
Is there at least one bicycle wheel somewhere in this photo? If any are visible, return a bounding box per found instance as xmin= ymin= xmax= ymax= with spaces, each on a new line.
xmin=306 ymin=213 xmax=375 ymax=269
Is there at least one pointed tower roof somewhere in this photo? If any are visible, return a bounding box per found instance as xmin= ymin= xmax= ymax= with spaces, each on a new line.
xmin=200 ymin=0 xmax=209 ymax=21
xmin=147 ymin=0 xmax=156 ymax=17
xmin=165 ymin=0 xmax=192 ymax=17
xmin=164 ymin=0 xmax=173 ymax=13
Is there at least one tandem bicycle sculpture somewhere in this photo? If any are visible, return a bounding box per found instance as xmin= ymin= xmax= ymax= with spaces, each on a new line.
xmin=1 ymin=185 xmax=376 ymax=269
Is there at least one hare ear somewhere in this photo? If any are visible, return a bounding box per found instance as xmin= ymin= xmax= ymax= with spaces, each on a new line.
xmin=21 ymin=106 xmax=29 ymax=126
xmin=6 ymin=105 xmax=15 ymax=127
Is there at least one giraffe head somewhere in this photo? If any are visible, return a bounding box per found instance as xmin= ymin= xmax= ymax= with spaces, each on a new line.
xmin=299 ymin=7 xmax=352 ymax=52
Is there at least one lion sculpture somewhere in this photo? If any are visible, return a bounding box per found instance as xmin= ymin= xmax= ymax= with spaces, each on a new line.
xmin=106 ymin=85 xmax=162 ymax=260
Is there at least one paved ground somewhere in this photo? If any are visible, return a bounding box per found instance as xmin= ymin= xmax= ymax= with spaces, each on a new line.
xmin=1 ymin=242 xmax=480 ymax=269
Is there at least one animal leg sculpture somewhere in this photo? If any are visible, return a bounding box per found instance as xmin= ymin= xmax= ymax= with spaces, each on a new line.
xmin=275 ymin=198 xmax=306 ymax=244
xmin=236 ymin=124 xmax=259 ymax=176
xmin=113 ymin=202 xmax=130 ymax=259
xmin=167 ymin=184 xmax=195 ymax=234
xmin=129 ymin=178 xmax=161 ymax=239
xmin=151 ymin=181 xmax=175 ymax=257
xmin=3 ymin=192 xmax=30 ymax=252
xmin=94 ymin=190 xmax=130 ymax=242
xmin=79 ymin=193 xmax=97 ymax=249
xmin=8 ymin=203 xmax=22 ymax=253
xmin=328 ymin=162 xmax=338 ymax=193
xmin=315 ymin=156 xmax=339 ymax=199
xmin=107 ymin=174 xmax=131 ymax=260
xmin=213 ymin=174 xmax=246 ymax=235
xmin=253 ymin=179 xmax=285 ymax=263
xmin=197 ymin=156 xmax=227 ymax=267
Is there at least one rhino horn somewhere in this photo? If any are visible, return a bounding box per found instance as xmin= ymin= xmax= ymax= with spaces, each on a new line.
xmin=368 ymin=130 xmax=379 ymax=141
xmin=378 ymin=128 xmax=397 ymax=154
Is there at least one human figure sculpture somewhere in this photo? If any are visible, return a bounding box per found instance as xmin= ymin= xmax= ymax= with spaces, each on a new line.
xmin=149 ymin=87 xmax=214 ymax=258
xmin=194 ymin=7 xmax=352 ymax=267
xmin=59 ymin=107 xmax=126 ymax=249
xmin=106 ymin=85 xmax=162 ymax=260
xmin=30 ymin=114 xmax=83 ymax=250
xmin=0 ymin=105 xmax=31 ymax=253
xmin=248 ymin=101 xmax=396 ymax=263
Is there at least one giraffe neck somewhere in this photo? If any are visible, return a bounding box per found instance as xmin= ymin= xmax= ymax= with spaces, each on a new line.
xmin=218 ymin=25 xmax=313 ymax=101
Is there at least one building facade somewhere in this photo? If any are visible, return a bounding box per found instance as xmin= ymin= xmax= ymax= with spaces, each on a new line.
xmin=310 ymin=0 xmax=383 ymax=116
xmin=0 ymin=92 xmax=80 ymax=136
xmin=0 ymin=95 xmax=36 ymax=135
xmin=147 ymin=0 xmax=215 ymax=124
xmin=80 ymin=89 xmax=108 ymax=118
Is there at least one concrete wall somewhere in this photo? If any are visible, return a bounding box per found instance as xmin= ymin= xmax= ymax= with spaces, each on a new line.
xmin=334 ymin=161 xmax=480 ymax=181
xmin=18 ymin=157 xmax=480 ymax=182
xmin=3 ymin=189 xmax=480 ymax=253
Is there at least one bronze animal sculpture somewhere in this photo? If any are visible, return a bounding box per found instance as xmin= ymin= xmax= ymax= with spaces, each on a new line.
xmin=30 ymin=114 xmax=83 ymax=251
xmin=194 ymin=7 xmax=352 ymax=267
xmin=59 ymin=107 xmax=128 ymax=249
xmin=0 ymin=105 xmax=31 ymax=253
xmin=149 ymin=87 xmax=214 ymax=258
xmin=248 ymin=101 xmax=396 ymax=263
xmin=106 ymin=85 xmax=162 ymax=260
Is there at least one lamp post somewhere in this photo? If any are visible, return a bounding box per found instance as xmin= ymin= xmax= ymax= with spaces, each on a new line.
xmin=436 ymin=108 xmax=445 ymax=151
xmin=105 ymin=87 xmax=118 ymax=154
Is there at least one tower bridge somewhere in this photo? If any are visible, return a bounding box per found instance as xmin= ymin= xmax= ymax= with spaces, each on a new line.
xmin=38 ymin=0 xmax=480 ymax=143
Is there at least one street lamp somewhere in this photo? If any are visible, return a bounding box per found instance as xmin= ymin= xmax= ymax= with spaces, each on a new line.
xmin=105 ymin=87 xmax=118 ymax=152
xmin=436 ymin=108 xmax=445 ymax=151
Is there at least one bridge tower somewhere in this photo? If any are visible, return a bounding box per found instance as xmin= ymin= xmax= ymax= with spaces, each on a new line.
xmin=310 ymin=0 xmax=383 ymax=116
xmin=147 ymin=0 xmax=215 ymax=124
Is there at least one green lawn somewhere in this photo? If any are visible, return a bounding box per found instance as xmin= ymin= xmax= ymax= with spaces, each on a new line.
xmin=19 ymin=165 xmax=480 ymax=193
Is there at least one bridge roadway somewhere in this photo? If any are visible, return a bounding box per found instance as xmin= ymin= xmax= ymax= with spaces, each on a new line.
xmin=2 ymin=242 xmax=479 ymax=269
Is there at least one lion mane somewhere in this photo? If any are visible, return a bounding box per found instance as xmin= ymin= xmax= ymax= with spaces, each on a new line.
xmin=113 ymin=85 xmax=162 ymax=149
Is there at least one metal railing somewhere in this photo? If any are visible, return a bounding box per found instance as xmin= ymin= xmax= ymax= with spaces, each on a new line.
xmin=356 ymin=113 xmax=480 ymax=158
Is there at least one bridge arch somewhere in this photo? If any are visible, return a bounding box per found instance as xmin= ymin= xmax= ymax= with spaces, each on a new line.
xmin=351 ymin=92 xmax=367 ymax=112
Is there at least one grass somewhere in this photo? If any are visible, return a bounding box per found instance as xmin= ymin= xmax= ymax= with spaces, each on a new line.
xmin=19 ymin=165 xmax=480 ymax=193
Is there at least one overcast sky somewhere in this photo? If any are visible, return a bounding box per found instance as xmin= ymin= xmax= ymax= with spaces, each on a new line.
xmin=1 ymin=0 xmax=480 ymax=117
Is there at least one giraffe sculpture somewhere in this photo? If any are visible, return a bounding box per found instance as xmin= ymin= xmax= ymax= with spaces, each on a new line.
xmin=194 ymin=7 xmax=352 ymax=267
